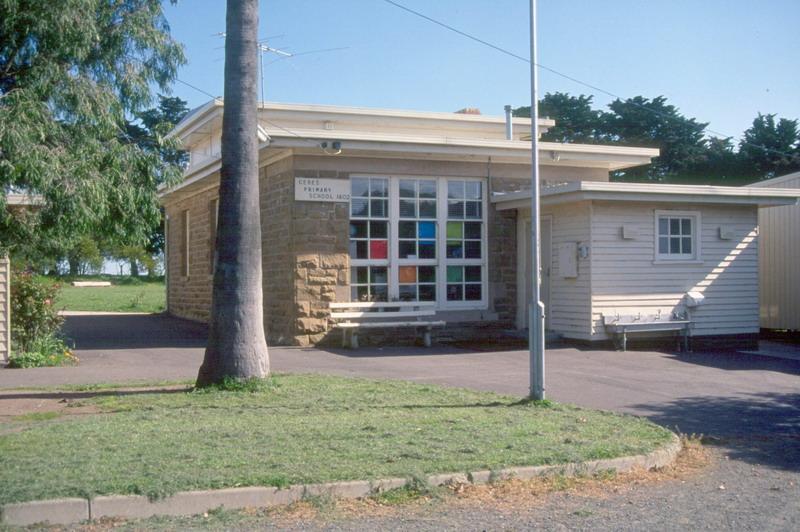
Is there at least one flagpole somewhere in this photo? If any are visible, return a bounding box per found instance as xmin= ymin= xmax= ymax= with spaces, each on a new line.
xmin=529 ymin=0 xmax=546 ymax=400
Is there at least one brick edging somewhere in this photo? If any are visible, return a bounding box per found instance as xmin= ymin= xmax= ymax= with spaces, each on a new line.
xmin=1 ymin=434 xmax=681 ymax=526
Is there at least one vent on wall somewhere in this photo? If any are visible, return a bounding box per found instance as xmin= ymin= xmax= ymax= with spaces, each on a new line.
xmin=621 ymin=224 xmax=638 ymax=240
xmin=719 ymin=226 xmax=734 ymax=240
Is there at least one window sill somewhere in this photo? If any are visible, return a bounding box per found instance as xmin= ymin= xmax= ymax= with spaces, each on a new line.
xmin=652 ymin=259 xmax=704 ymax=265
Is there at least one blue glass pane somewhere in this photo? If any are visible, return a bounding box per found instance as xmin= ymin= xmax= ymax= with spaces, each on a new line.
xmin=418 ymin=221 xmax=436 ymax=238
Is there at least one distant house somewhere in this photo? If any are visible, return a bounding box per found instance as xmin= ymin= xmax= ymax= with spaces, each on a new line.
xmin=160 ymin=100 xmax=800 ymax=348
xmin=1 ymin=194 xmax=41 ymax=363
xmin=749 ymin=171 xmax=800 ymax=331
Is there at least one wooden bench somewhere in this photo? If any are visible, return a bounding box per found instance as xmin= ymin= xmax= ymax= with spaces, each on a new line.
xmin=329 ymin=301 xmax=445 ymax=349
xmin=71 ymin=281 xmax=111 ymax=287
xmin=602 ymin=312 xmax=691 ymax=352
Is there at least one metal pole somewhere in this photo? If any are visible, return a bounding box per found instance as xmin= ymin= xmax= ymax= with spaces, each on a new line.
xmin=529 ymin=0 xmax=546 ymax=400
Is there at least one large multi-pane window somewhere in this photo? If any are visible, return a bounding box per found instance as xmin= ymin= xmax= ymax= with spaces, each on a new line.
xmin=348 ymin=176 xmax=486 ymax=307
xmin=445 ymin=180 xmax=483 ymax=301
xmin=350 ymin=177 xmax=389 ymax=301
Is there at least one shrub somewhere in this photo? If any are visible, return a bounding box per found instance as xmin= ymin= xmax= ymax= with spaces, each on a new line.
xmin=10 ymin=271 xmax=64 ymax=354
xmin=7 ymin=334 xmax=78 ymax=368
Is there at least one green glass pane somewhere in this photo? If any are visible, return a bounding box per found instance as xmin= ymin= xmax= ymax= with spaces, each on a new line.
xmin=447 ymin=266 xmax=463 ymax=283
xmin=446 ymin=221 xmax=463 ymax=239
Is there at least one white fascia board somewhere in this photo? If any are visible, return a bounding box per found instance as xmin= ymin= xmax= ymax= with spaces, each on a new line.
xmin=267 ymin=131 xmax=657 ymax=168
xmin=258 ymin=101 xmax=552 ymax=128
xmin=492 ymin=181 xmax=800 ymax=210
xmin=167 ymin=100 xmax=223 ymax=140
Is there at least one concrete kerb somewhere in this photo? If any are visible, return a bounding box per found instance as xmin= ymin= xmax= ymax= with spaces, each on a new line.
xmin=1 ymin=435 xmax=681 ymax=526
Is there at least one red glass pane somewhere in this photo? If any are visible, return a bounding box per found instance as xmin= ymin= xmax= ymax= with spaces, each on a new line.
xmin=370 ymin=240 xmax=388 ymax=259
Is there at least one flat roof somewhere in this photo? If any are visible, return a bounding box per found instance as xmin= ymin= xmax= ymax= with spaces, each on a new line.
xmin=492 ymin=181 xmax=800 ymax=209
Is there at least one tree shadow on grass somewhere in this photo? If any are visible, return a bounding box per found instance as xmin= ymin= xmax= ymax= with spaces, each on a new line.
xmin=633 ymin=392 xmax=800 ymax=471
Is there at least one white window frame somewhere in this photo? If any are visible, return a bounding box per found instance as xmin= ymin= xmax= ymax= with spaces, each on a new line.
xmin=349 ymin=174 xmax=488 ymax=310
xmin=653 ymin=210 xmax=702 ymax=264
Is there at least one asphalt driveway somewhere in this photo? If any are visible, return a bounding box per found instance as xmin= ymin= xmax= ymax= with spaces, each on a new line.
xmin=1 ymin=313 xmax=799 ymax=529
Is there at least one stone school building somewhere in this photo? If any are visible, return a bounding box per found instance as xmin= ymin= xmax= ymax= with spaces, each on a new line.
xmin=161 ymin=101 xmax=799 ymax=347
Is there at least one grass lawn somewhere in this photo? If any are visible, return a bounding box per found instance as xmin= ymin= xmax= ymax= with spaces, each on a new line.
xmin=0 ymin=375 xmax=673 ymax=504
xmin=44 ymin=275 xmax=165 ymax=313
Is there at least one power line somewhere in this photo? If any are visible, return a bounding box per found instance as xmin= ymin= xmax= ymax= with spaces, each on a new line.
xmin=380 ymin=0 xmax=796 ymax=159
xmin=174 ymin=78 xmax=219 ymax=101
xmin=173 ymin=76 xmax=323 ymax=148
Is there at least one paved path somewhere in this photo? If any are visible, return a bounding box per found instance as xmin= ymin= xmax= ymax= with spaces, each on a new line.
xmin=2 ymin=313 xmax=799 ymax=530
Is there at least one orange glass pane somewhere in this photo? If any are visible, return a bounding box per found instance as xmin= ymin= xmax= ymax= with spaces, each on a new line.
xmin=399 ymin=266 xmax=417 ymax=283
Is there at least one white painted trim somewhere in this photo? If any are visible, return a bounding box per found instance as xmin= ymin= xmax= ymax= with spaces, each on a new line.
xmin=493 ymin=181 xmax=800 ymax=210
xmin=654 ymin=209 xmax=702 ymax=262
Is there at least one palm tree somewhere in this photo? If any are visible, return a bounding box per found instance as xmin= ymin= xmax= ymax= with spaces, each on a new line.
xmin=197 ymin=0 xmax=269 ymax=386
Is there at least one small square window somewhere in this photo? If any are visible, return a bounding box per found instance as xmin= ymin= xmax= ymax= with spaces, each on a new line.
xmin=656 ymin=212 xmax=698 ymax=261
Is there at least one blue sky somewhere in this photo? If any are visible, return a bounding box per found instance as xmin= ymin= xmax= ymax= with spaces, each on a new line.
xmin=162 ymin=0 xmax=799 ymax=142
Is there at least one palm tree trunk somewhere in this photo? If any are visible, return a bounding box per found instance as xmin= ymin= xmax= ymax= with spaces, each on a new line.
xmin=196 ymin=0 xmax=269 ymax=386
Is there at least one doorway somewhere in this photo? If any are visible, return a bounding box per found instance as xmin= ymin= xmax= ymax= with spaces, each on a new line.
xmin=516 ymin=215 xmax=552 ymax=330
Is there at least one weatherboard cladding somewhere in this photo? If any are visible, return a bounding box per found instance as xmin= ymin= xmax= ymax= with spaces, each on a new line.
xmin=589 ymin=202 xmax=759 ymax=339
xmin=0 ymin=257 xmax=9 ymax=362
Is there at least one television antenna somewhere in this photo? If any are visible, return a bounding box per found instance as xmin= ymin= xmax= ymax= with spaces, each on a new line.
xmin=213 ymin=33 xmax=348 ymax=103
